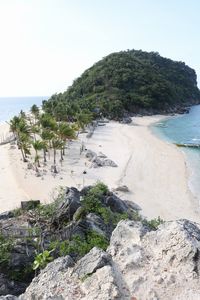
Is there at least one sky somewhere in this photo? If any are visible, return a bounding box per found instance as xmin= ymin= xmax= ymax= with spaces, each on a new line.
xmin=0 ymin=0 xmax=199 ymax=97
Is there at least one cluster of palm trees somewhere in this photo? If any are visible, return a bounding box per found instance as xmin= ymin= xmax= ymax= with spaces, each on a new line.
xmin=9 ymin=104 xmax=92 ymax=173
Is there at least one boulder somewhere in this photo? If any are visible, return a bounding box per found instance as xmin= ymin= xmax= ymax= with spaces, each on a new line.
xmin=85 ymin=213 xmax=109 ymax=237
xmin=21 ymin=200 xmax=40 ymax=210
xmin=81 ymin=265 xmax=122 ymax=300
xmin=0 ymin=273 xmax=26 ymax=297
xmin=105 ymin=194 xmax=128 ymax=213
xmin=19 ymin=256 xmax=79 ymax=300
xmin=98 ymin=152 xmax=107 ymax=158
xmin=52 ymin=187 xmax=81 ymax=226
xmin=85 ymin=150 xmax=97 ymax=161
xmin=107 ymin=219 xmax=200 ymax=300
xmin=0 ymin=211 xmax=14 ymax=220
xmin=91 ymin=157 xmax=117 ymax=168
xmin=114 ymin=185 xmax=129 ymax=193
xmin=9 ymin=241 xmax=35 ymax=271
xmin=124 ymin=200 xmax=141 ymax=211
xmin=103 ymin=159 xmax=118 ymax=167
xmin=120 ymin=117 xmax=132 ymax=124
xmin=73 ymin=247 xmax=111 ymax=279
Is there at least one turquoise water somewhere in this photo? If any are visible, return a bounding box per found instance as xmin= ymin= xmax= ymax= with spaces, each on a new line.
xmin=152 ymin=105 xmax=200 ymax=201
xmin=0 ymin=96 xmax=48 ymax=123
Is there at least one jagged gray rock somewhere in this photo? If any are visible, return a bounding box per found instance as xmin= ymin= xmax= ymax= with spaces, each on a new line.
xmin=73 ymin=247 xmax=111 ymax=279
xmin=85 ymin=213 xmax=109 ymax=237
xmin=91 ymin=157 xmax=117 ymax=168
xmin=19 ymin=219 xmax=200 ymax=300
xmin=52 ymin=187 xmax=81 ymax=226
xmin=19 ymin=256 xmax=82 ymax=300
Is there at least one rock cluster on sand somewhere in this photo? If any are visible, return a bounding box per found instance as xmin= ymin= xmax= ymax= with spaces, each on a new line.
xmin=3 ymin=219 xmax=200 ymax=300
xmin=85 ymin=149 xmax=118 ymax=168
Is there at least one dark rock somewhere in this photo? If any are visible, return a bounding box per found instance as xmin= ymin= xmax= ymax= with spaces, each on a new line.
xmin=0 ymin=212 xmax=14 ymax=220
xmin=9 ymin=242 xmax=35 ymax=270
xmin=124 ymin=200 xmax=142 ymax=211
xmin=114 ymin=185 xmax=129 ymax=192
xmin=85 ymin=213 xmax=109 ymax=237
xmin=91 ymin=157 xmax=118 ymax=168
xmin=91 ymin=156 xmax=103 ymax=167
xmin=52 ymin=187 xmax=81 ymax=226
xmin=80 ymin=186 xmax=92 ymax=197
xmin=120 ymin=117 xmax=132 ymax=124
xmin=105 ymin=194 xmax=128 ymax=213
xmin=85 ymin=150 xmax=97 ymax=161
xmin=21 ymin=200 xmax=40 ymax=210
xmin=103 ymin=159 xmax=118 ymax=167
xmin=0 ymin=273 xmax=26 ymax=296
xmin=0 ymin=296 xmax=18 ymax=300
xmin=73 ymin=247 xmax=111 ymax=279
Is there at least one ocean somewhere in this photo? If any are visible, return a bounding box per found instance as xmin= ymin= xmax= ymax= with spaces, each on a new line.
xmin=152 ymin=105 xmax=200 ymax=202
xmin=0 ymin=96 xmax=48 ymax=123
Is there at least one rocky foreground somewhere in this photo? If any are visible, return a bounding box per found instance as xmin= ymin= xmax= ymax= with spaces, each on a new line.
xmin=1 ymin=183 xmax=200 ymax=299
xmin=1 ymin=219 xmax=200 ymax=299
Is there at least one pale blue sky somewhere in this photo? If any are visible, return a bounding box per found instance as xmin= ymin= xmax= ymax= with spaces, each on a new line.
xmin=0 ymin=0 xmax=199 ymax=96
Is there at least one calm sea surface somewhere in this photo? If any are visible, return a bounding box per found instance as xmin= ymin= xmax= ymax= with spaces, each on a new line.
xmin=152 ymin=105 xmax=200 ymax=202
xmin=0 ymin=96 xmax=48 ymax=123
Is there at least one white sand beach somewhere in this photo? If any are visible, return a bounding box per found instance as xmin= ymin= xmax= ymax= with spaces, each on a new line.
xmin=0 ymin=117 xmax=199 ymax=222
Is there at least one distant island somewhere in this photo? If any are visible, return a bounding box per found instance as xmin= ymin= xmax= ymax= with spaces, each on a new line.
xmin=43 ymin=49 xmax=200 ymax=120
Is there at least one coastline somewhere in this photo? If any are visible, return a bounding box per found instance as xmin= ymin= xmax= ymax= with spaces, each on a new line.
xmin=0 ymin=117 xmax=199 ymax=223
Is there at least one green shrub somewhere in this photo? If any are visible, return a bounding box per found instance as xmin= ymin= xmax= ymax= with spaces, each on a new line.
xmin=82 ymin=182 xmax=108 ymax=214
xmin=33 ymin=250 xmax=54 ymax=270
xmin=0 ymin=234 xmax=13 ymax=269
xmin=50 ymin=231 xmax=109 ymax=259
xmin=143 ymin=216 xmax=164 ymax=230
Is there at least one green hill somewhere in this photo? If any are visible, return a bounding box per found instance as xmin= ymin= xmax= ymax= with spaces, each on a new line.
xmin=43 ymin=49 xmax=200 ymax=119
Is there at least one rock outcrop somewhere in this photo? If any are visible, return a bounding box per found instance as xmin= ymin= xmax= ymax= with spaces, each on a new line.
xmin=14 ymin=219 xmax=200 ymax=300
xmin=85 ymin=149 xmax=118 ymax=168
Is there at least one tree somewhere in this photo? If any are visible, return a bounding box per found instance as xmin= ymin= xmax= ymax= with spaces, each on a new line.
xmin=32 ymin=140 xmax=44 ymax=170
xmin=51 ymin=138 xmax=63 ymax=173
xmin=30 ymin=104 xmax=40 ymax=124
xmin=57 ymin=122 xmax=76 ymax=157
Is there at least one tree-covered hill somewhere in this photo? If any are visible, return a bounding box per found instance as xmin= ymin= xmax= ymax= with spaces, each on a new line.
xmin=43 ymin=49 xmax=200 ymax=119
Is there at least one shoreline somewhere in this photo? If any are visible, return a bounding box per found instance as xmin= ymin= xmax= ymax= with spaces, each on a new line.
xmin=0 ymin=117 xmax=200 ymax=223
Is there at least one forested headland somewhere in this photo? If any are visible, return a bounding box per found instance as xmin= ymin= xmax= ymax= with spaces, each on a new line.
xmin=42 ymin=49 xmax=200 ymax=120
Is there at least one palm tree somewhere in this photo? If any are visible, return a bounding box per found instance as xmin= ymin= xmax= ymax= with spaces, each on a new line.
xmin=32 ymin=140 xmax=44 ymax=170
xmin=57 ymin=122 xmax=76 ymax=157
xmin=30 ymin=104 xmax=40 ymax=124
xmin=9 ymin=115 xmax=31 ymax=162
xmin=41 ymin=129 xmax=54 ymax=160
xmin=18 ymin=132 xmax=31 ymax=162
xmin=9 ymin=116 xmax=21 ymax=140
xmin=51 ymin=138 xmax=63 ymax=173
xmin=75 ymin=110 xmax=93 ymax=136
xmin=40 ymin=113 xmax=57 ymax=131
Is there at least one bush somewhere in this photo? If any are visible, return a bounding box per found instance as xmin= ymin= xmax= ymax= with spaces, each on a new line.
xmin=143 ymin=216 xmax=164 ymax=230
xmin=50 ymin=231 xmax=109 ymax=259
xmin=82 ymin=182 xmax=108 ymax=214
xmin=0 ymin=234 xmax=13 ymax=269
